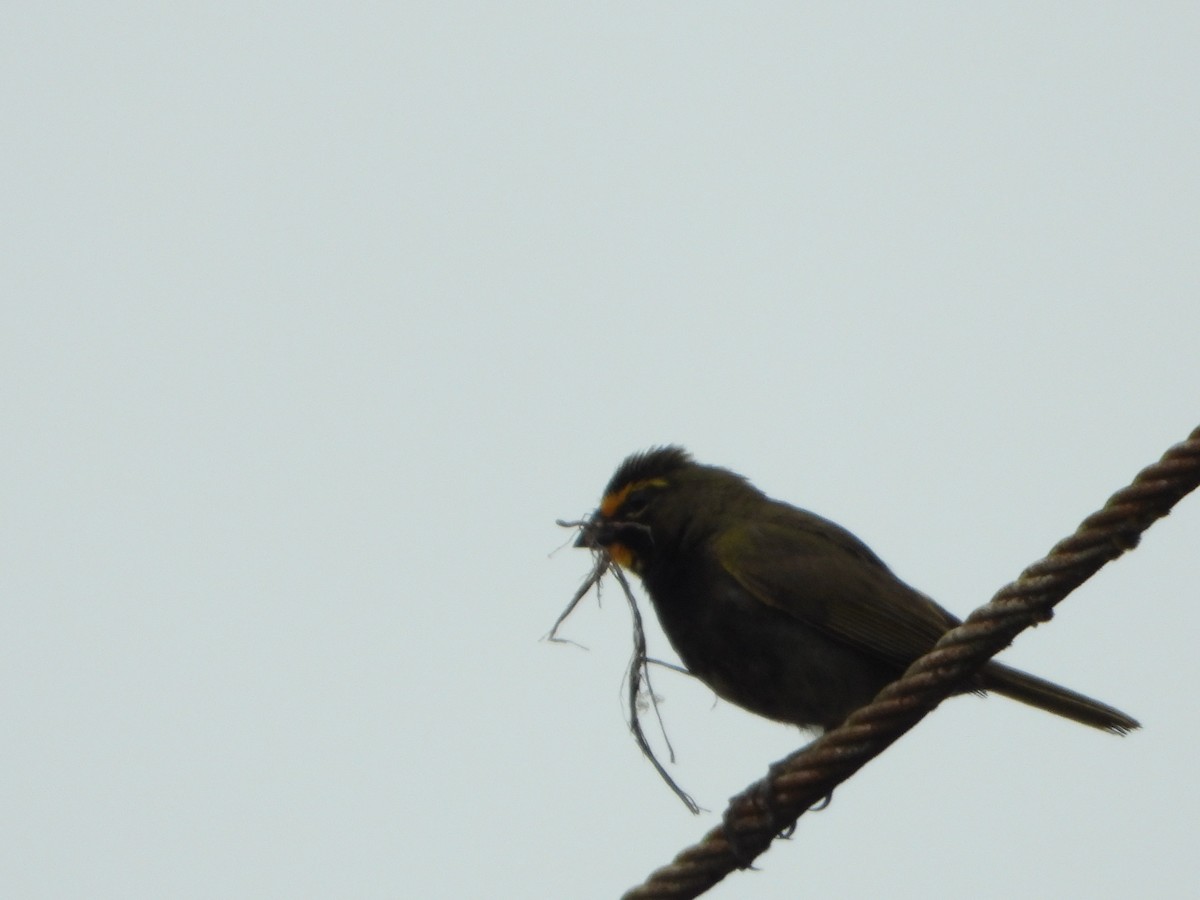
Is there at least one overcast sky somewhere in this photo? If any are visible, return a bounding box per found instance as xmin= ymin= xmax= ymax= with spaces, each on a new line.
xmin=3 ymin=4 xmax=1198 ymax=898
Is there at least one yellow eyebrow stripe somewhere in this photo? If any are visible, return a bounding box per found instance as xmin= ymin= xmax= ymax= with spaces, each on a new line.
xmin=600 ymin=478 xmax=667 ymax=517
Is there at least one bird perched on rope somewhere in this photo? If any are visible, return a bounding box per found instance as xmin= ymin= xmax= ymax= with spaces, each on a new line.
xmin=574 ymin=446 xmax=1139 ymax=735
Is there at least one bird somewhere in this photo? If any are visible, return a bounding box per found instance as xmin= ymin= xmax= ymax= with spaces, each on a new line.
xmin=575 ymin=445 xmax=1139 ymax=734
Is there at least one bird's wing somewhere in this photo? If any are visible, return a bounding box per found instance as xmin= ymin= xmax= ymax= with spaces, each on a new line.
xmin=713 ymin=511 xmax=959 ymax=669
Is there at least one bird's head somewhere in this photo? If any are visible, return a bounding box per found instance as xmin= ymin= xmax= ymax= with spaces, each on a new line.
xmin=576 ymin=446 xmax=758 ymax=575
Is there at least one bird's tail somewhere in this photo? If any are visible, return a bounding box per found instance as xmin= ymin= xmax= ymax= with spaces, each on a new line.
xmin=981 ymin=662 xmax=1140 ymax=735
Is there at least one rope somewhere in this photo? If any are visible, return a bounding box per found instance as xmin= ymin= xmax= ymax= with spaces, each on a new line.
xmin=622 ymin=423 xmax=1200 ymax=900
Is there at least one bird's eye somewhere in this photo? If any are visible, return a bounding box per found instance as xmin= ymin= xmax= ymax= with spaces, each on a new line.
xmin=621 ymin=488 xmax=653 ymax=518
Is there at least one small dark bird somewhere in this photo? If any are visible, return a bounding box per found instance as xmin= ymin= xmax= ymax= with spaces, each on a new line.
xmin=577 ymin=446 xmax=1139 ymax=734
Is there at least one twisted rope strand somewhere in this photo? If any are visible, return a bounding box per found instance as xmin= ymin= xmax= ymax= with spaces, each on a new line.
xmin=622 ymin=424 xmax=1200 ymax=900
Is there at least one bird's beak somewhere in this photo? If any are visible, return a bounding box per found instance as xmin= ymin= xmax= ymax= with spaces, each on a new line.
xmin=573 ymin=513 xmax=611 ymax=548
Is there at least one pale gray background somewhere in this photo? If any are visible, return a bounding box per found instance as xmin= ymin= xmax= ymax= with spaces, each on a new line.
xmin=3 ymin=4 xmax=1197 ymax=898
